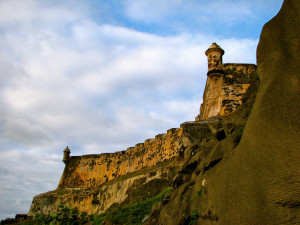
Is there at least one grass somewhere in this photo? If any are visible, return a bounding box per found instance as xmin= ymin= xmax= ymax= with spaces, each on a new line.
xmin=19 ymin=187 xmax=174 ymax=225
xmin=185 ymin=210 xmax=199 ymax=225
xmin=92 ymin=187 xmax=173 ymax=225
xmin=232 ymin=127 xmax=245 ymax=135
xmin=196 ymin=189 xmax=202 ymax=196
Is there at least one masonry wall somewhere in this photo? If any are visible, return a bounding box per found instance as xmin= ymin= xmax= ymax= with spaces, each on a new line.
xmin=220 ymin=64 xmax=257 ymax=115
xmin=29 ymin=163 xmax=176 ymax=216
xmin=198 ymin=73 xmax=223 ymax=119
xmin=58 ymin=121 xmax=213 ymax=188
xmin=196 ymin=63 xmax=256 ymax=120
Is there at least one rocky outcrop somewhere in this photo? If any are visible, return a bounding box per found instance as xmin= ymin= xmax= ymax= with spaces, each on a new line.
xmin=29 ymin=161 xmax=177 ymax=216
xmin=146 ymin=0 xmax=300 ymax=224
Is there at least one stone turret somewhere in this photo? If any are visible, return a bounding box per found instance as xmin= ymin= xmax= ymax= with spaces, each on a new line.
xmin=63 ymin=146 xmax=70 ymax=164
xmin=205 ymin=42 xmax=224 ymax=75
xmin=196 ymin=43 xmax=225 ymax=120
xmin=195 ymin=43 xmax=256 ymax=121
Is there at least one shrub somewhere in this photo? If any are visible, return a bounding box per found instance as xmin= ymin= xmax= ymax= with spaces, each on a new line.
xmin=27 ymin=187 xmax=173 ymax=225
xmin=33 ymin=205 xmax=90 ymax=225
xmin=98 ymin=187 xmax=173 ymax=225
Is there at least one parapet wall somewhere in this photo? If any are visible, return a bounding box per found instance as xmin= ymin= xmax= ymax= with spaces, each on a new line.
xmin=221 ymin=64 xmax=257 ymax=115
xmin=197 ymin=63 xmax=256 ymax=120
xmin=58 ymin=121 xmax=213 ymax=188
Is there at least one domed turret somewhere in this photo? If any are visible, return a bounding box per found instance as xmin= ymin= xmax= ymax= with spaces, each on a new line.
xmin=205 ymin=43 xmax=225 ymax=75
xmin=63 ymin=146 xmax=71 ymax=164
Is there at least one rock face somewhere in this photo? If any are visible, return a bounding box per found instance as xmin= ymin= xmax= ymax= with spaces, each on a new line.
xmin=146 ymin=0 xmax=300 ymax=224
xmin=29 ymin=161 xmax=177 ymax=216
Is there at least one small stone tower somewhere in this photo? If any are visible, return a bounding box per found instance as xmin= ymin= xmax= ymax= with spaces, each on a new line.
xmin=206 ymin=42 xmax=225 ymax=75
xmin=197 ymin=43 xmax=225 ymax=120
xmin=63 ymin=146 xmax=71 ymax=164
xmin=195 ymin=43 xmax=256 ymax=121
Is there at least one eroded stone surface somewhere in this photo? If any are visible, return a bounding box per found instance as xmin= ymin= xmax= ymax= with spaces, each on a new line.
xmin=29 ymin=163 xmax=176 ymax=216
xmin=197 ymin=63 xmax=256 ymax=120
xmin=28 ymin=121 xmax=214 ymax=217
xmin=146 ymin=1 xmax=300 ymax=224
xmin=56 ymin=122 xmax=212 ymax=189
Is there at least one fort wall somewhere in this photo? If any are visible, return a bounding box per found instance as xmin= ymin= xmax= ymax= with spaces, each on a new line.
xmin=57 ymin=121 xmax=213 ymax=189
xmin=28 ymin=43 xmax=257 ymax=218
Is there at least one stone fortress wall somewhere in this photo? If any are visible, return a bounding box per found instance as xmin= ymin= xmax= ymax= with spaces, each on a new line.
xmin=57 ymin=42 xmax=256 ymax=191
xmin=28 ymin=43 xmax=257 ymax=217
xmin=58 ymin=121 xmax=213 ymax=188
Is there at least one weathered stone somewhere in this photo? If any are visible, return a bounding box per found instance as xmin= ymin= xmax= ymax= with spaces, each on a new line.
xmin=146 ymin=1 xmax=300 ymax=224
xmin=196 ymin=43 xmax=257 ymax=120
xmin=205 ymin=42 xmax=224 ymax=75
xmin=28 ymin=2 xmax=299 ymax=223
xmin=29 ymin=162 xmax=176 ymax=216
xmin=28 ymin=121 xmax=213 ymax=217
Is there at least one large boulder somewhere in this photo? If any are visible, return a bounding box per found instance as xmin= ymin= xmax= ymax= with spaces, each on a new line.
xmin=208 ymin=0 xmax=300 ymax=223
xmin=146 ymin=0 xmax=300 ymax=224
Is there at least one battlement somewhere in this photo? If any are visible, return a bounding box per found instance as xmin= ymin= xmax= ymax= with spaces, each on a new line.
xmin=57 ymin=43 xmax=257 ymax=189
xmin=58 ymin=121 xmax=213 ymax=188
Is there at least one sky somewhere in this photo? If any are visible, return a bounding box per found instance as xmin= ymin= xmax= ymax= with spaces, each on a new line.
xmin=0 ymin=0 xmax=284 ymax=220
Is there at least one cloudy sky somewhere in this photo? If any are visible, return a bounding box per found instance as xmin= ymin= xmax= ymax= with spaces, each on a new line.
xmin=0 ymin=0 xmax=283 ymax=220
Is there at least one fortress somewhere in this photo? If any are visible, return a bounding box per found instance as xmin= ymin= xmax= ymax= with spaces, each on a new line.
xmin=196 ymin=43 xmax=256 ymax=120
xmin=28 ymin=43 xmax=257 ymax=216
xmin=17 ymin=2 xmax=300 ymax=223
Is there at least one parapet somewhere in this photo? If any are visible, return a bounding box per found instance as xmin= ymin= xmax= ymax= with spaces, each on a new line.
xmin=62 ymin=146 xmax=71 ymax=164
xmin=57 ymin=121 xmax=214 ymax=189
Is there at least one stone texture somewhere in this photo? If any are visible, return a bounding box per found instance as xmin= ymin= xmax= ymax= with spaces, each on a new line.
xmin=56 ymin=122 xmax=212 ymax=189
xmin=221 ymin=63 xmax=256 ymax=115
xmin=146 ymin=0 xmax=300 ymax=224
xmin=197 ymin=63 xmax=256 ymax=120
xmin=29 ymin=162 xmax=176 ymax=217
xmin=28 ymin=1 xmax=300 ymax=223
xmin=28 ymin=121 xmax=214 ymax=217
xmin=205 ymin=42 xmax=224 ymax=74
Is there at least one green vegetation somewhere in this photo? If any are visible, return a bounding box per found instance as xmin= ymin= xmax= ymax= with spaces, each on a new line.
xmin=92 ymin=187 xmax=173 ymax=225
xmin=185 ymin=210 xmax=199 ymax=225
xmin=232 ymin=127 xmax=245 ymax=135
xmin=0 ymin=218 xmax=18 ymax=224
xmin=10 ymin=187 xmax=173 ymax=225
xmin=33 ymin=205 xmax=90 ymax=225
xmin=196 ymin=189 xmax=202 ymax=196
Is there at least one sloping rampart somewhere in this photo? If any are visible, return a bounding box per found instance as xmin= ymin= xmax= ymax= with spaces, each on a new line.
xmin=58 ymin=121 xmax=213 ymax=189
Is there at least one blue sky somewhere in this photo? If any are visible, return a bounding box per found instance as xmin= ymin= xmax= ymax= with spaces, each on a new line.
xmin=0 ymin=0 xmax=283 ymax=220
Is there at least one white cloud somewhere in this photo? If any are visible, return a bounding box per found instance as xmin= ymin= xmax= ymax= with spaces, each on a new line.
xmin=0 ymin=149 xmax=63 ymax=219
